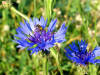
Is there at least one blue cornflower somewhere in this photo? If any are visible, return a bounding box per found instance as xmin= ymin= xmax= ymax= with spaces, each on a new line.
xmin=65 ymin=40 xmax=100 ymax=66
xmin=14 ymin=16 xmax=67 ymax=55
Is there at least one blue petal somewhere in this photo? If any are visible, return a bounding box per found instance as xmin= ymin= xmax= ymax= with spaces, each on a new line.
xmin=55 ymin=23 xmax=67 ymax=35
xmin=48 ymin=19 xmax=57 ymax=31
xmin=24 ymin=20 xmax=33 ymax=35
xmin=55 ymin=34 xmax=66 ymax=43
xmin=28 ymin=47 xmax=40 ymax=55
xmin=69 ymin=42 xmax=79 ymax=53
xmin=66 ymin=53 xmax=81 ymax=64
xmin=40 ymin=16 xmax=45 ymax=25
xmin=89 ymin=58 xmax=100 ymax=64
xmin=92 ymin=47 xmax=100 ymax=57
xmin=38 ymin=41 xmax=46 ymax=49
xmin=15 ymin=27 xmax=27 ymax=39
xmin=45 ymin=44 xmax=54 ymax=50
xmin=54 ymin=23 xmax=67 ymax=43
xmin=45 ymin=41 xmax=55 ymax=50
xmin=33 ymin=17 xmax=40 ymax=25
xmin=93 ymin=59 xmax=100 ymax=63
xmin=71 ymin=57 xmax=81 ymax=64
xmin=65 ymin=53 xmax=73 ymax=60
xmin=29 ymin=18 xmax=35 ymax=31
xmin=65 ymin=48 xmax=76 ymax=57
xmin=23 ymin=21 xmax=32 ymax=35
xmin=78 ymin=40 xmax=87 ymax=53
xmin=40 ymin=16 xmax=47 ymax=29
xmin=19 ymin=22 xmax=31 ymax=35
xmin=15 ymin=39 xmax=34 ymax=47
xmin=44 ymin=35 xmax=55 ymax=49
xmin=16 ymin=45 xmax=25 ymax=49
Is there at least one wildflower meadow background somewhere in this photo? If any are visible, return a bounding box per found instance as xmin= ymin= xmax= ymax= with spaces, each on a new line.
xmin=0 ymin=0 xmax=100 ymax=75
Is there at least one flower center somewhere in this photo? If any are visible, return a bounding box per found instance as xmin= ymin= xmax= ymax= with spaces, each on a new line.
xmin=28 ymin=25 xmax=53 ymax=44
xmin=76 ymin=51 xmax=91 ymax=65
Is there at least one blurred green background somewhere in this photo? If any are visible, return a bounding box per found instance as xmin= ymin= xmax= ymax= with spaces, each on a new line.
xmin=0 ymin=0 xmax=100 ymax=75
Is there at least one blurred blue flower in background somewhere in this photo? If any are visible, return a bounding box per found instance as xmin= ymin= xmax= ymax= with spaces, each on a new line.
xmin=14 ymin=16 xmax=67 ymax=55
xmin=65 ymin=40 xmax=100 ymax=66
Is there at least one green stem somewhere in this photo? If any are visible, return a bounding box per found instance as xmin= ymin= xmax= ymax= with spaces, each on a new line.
xmin=33 ymin=54 xmax=39 ymax=75
xmin=34 ymin=0 xmax=36 ymax=17
xmin=50 ymin=48 xmax=63 ymax=75
xmin=44 ymin=0 xmax=52 ymax=22
xmin=89 ymin=64 xmax=97 ymax=75
xmin=76 ymin=66 xmax=85 ymax=75
xmin=43 ymin=56 xmax=48 ymax=75
xmin=10 ymin=7 xmax=29 ymax=21
xmin=56 ymin=58 xmax=63 ymax=75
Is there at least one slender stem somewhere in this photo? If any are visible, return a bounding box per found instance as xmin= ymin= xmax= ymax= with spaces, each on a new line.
xmin=33 ymin=54 xmax=39 ymax=75
xmin=43 ymin=56 xmax=48 ymax=75
xmin=76 ymin=66 xmax=85 ymax=75
xmin=44 ymin=0 xmax=52 ymax=23
xmin=34 ymin=0 xmax=36 ymax=17
xmin=89 ymin=64 xmax=97 ymax=75
xmin=56 ymin=57 xmax=63 ymax=75
xmin=10 ymin=7 xmax=29 ymax=21
xmin=50 ymin=48 xmax=63 ymax=75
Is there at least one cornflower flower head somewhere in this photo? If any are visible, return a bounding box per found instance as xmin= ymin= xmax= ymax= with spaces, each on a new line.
xmin=65 ymin=40 xmax=100 ymax=66
xmin=14 ymin=16 xmax=67 ymax=55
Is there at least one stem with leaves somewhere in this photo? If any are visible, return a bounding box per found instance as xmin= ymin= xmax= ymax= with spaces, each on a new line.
xmin=43 ymin=56 xmax=48 ymax=75
xmin=33 ymin=54 xmax=39 ymax=75
xmin=10 ymin=7 xmax=29 ymax=21
xmin=50 ymin=48 xmax=63 ymax=75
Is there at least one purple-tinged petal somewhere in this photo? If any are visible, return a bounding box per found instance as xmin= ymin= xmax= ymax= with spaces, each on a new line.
xmin=29 ymin=18 xmax=35 ymax=31
xmin=28 ymin=47 xmax=40 ymax=55
xmin=69 ymin=42 xmax=79 ymax=53
xmin=48 ymin=19 xmax=57 ymax=31
xmin=40 ymin=16 xmax=47 ymax=29
xmin=92 ymin=47 xmax=100 ymax=57
xmin=93 ymin=59 xmax=100 ymax=63
xmin=54 ymin=23 xmax=67 ymax=43
xmin=15 ymin=39 xmax=34 ymax=47
xmin=78 ymin=40 xmax=87 ymax=53
xmin=33 ymin=18 xmax=40 ymax=25
xmin=15 ymin=27 xmax=27 ymax=39
xmin=24 ymin=20 xmax=33 ymax=35
xmin=19 ymin=22 xmax=31 ymax=35
xmin=16 ymin=45 xmax=25 ymax=50
xmin=65 ymin=48 xmax=76 ymax=57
